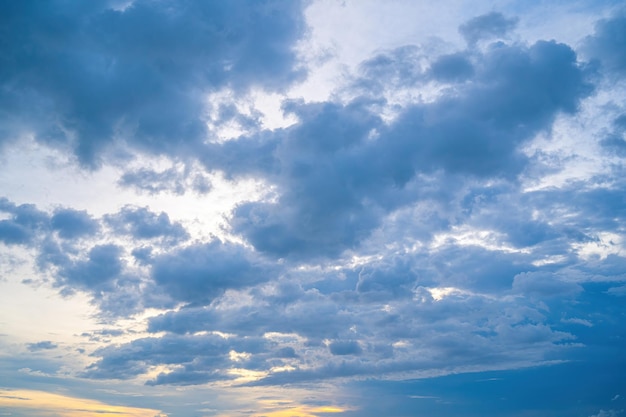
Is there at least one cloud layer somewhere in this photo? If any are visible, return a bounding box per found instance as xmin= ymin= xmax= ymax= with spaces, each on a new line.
xmin=1 ymin=2 xmax=625 ymax=417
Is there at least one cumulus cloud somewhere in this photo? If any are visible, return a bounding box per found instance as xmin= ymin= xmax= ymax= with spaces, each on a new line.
xmin=0 ymin=0 xmax=307 ymax=166
xmin=459 ymin=12 xmax=519 ymax=46
xmin=17 ymin=9 xmax=614 ymax=387
xmin=428 ymin=52 xmax=474 ymax=82
xmin=104 ymin=206 xmax=189 ymax=243
xmin=57 ymin=244 xmax=125 ymax=291
xmin=583 ymin=13 xmax=626 ymax=76
xmin=90 ymin=241 xmax=586 ymax=387
xmin=1 ymin=5 xmax=626 ymax=416
xmin=229 ymin=37 xmax=592 ymax=259
xmin=149 ymin=241 xmax=270 ymax=304
xmin=51 ymin=209 xmax=99 ymax=239
xmin=0 ymin=198 xmax=49 ymax=246
xmin=84 ymin=332 xmax=268 ymax=384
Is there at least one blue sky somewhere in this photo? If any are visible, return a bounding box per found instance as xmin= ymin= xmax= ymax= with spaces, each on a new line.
xmin=0 ymin=0 xmax=625 ymax=416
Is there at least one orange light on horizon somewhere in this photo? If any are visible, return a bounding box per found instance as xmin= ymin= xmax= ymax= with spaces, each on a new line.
xmin=0 ymin=388 xmax=166 ymax=417
xmin=246 ymin=399 xmax=348 ymax=417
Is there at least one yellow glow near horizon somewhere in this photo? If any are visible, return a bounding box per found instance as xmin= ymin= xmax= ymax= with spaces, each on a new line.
xmin=0 ymin=389 xmax=166 ymax=417
xmin=251 ymin=405 xmax=346 ymax=417
xmin=243 ymin=399 xmax=348 ymax=417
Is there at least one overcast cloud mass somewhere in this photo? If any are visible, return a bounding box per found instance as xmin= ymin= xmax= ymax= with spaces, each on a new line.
xmin=1 ymin=1 xmax=625 ymax=416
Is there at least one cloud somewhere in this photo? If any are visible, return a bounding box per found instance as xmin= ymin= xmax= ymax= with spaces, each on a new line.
xmin=583 ymin=13 xmax=626 ymax=76
xmin=428 ymin=52 xmax=474 ymax=82
xmin=561 ymin=317 xmax=593 ymax=327
xmin=51 ymin=208 xmax=99 ymax=239
xmin=0 ymin=198 xmax=48 ymax=246
xmin=2 ymin=6 xmax=626 ymax=416
xmin=84 ymin=332 xmax=268 ymax=384
xmin=0 ymin=220 xmax=33 ymax=245
xmin=230 ymin=100 xmax=384 ymax=259
xmin=104 ymin=206 xmax=189 ymax=243
xmin=588 ymin=410 xmax=623 ymax=417
xmin=33 ymin=236 xmax=152 ymax=316
xmin=0 ymin=0 xmax=307 ymax=166
xmin=601 ymin=114 xmax=626 ymax=157
xmin=229 ymin=35 xmax=592 ymax=260
xmin=329 ymin=341 xmax=362 ymax=356
xmin=149 ymin=241 xmax=270 ymax=304
xmin=96 ymin=243 xmax=586 ymax=387
xmin=59 ymin=244 xmax=124 ymax=290
xmin=356 ymin=45 xmax=425 ymax=94
xmin=607 ymin=285 xmax=626 ymax=297
xmin=0 ymin=199 xmax=99 ymax=246
xmin=0 ymin=198 xmax=192 ymax=314
xmin=459 ymin=12 xmax=519 ymax=46
xmin=26 ymin=341 xmax=58 ymax=352
xmin=118 ymin=166 xmax=212 ymax=195
xmin=513 ymin=272 xmax=583 ymax=298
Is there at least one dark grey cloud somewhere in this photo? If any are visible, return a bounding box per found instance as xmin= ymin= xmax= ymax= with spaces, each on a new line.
xmin=512 ymin=272 xmax=583 ymax=298
xmin=150 ymin=241 xmax=269 ymax=304
xmin=84 ymin=333 xmax=229 ymax=380
xmin=0 ymin=198 xmax=186 ymax=316
xmin=104 ymin=206 xmax=188 ymax=243
xmin=231 ymin=100 xmax=385 ymax=259
xmin=118 ymin=166 xmax=212 ymax=195
xmin=600 ymin=114 xmax=626 ymax=156
xmin=355 ymin=45 xmax=425 ymax=94
xmin=0 ymin=0 xmax=307 ymax=166
xmin=0 ymin=199 xmax=100 ymax=247
xmin=582 ymin=12 xmax=626 ymax=76
xmin=80 ymin=328 xmax=126 ymax=343
xmin=33 ymin=235 xmax=153 ymax=317
xmin=428 ymin=52 xmax=474 ymax=82
xmin=0 ymin=198 xmax=49 ymax=245
xmin=84 ymin=332 xmax=268 ymax=384
xmin=51 ymin=208 xmax=99 ymax=239
xmin=229 ymin=38 xmax=591 ymax=260
xmin=525 ymin=178 xmax=626 ymax=233
xmin=4 ymin=9 xmax=625 ymax=402
xmin=131 ymin=239 xmax=594 ymax=386
xmin=120 ymin=178 xmax=626 ymax=388
xmin=356 ymin=258 xmax=417 ymax=301
xmin=60 ymin=244 xmax=124 ymax=290
xmin=458 ymin=183 xmax=591 ymax=252
xmin=26 ymin=341 xmax=58 ymax=352
xmin=94 ymin=267 xmax=586 ymax=387
xmin=459 ymin=12 xmax=519 ymax=46
xmin=0 ymin=220 xmax=32 ymax=245
xmin=146 ymin=368 xmax=228 ymax=386
xmin=147 ymin=282 xmax=353 ymax=339
xmin=147 ymin=306 xmax=218 ymax=335
xmin=329 ymin=340 xmax=362 ymax=356
xmin=399 ymin=40 xmax=591 ymax=175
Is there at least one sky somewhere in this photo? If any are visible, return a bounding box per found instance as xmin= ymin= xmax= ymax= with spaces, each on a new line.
xmin=0 ymin=0 xmax=625 ymax=416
